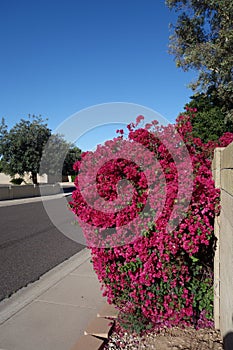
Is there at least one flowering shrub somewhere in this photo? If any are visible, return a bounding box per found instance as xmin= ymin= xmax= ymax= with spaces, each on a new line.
xmin=70 ymin=108 xmax=233 ymax=332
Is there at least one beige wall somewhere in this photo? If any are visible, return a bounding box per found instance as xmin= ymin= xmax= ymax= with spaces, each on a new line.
xmin=0 ymin=173 xmax=48 ymax=184
xmin=0 ymin=173 xmax=12 ymax=184
xmin=0 ymin=183 xmax=61 ymax=200
xmin=212 ymin=143 xmax=233 ymax=338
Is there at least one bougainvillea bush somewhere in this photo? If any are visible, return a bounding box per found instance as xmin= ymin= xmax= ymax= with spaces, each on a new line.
xmin=70 ymin=108 xmax=233 ymax=333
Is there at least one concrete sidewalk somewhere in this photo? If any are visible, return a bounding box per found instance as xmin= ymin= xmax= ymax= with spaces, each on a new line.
xmin=0 ymin=248 xmax=106 ymax=350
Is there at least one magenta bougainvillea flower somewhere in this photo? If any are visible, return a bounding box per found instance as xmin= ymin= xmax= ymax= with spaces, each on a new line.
xmin=70 ymin=108 xmax=233 ymax=331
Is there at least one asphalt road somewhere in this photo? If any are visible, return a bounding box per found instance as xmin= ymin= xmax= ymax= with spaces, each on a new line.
xmin=0 ymin=194 xmax=85 ymax=302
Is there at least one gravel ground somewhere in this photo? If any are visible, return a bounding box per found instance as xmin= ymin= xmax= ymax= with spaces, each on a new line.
xmin=104 ymin=323 xmax=223 ymax=350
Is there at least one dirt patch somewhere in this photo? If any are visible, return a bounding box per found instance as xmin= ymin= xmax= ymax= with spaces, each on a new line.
xmin=104 ymin=324 xmax=223 ymax=350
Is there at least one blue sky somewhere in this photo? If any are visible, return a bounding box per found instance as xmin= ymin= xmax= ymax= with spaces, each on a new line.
xmin=0 ymin=0 xmax=196 ymax=151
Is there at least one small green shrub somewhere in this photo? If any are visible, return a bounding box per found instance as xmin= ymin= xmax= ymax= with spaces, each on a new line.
xmin=10 ymin=177 xmax=24 ymax=185
xmin=71 ymin=174 xmax=76 ymax=182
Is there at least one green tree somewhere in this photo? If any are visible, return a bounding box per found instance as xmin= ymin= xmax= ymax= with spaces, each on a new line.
xmin=185 ymin=93 xmax=233 ymax=142
xmin=39 ymin=134 xmax=82 ymax=183
xmin=0 ymin=117 xmax=8 ymax=156
xmin=63 ymin=146 xmax=81 ymax=176
xmin=166 ymin=0 xmax=233 ymax=117
xmin=1 ymin=115 xmax=51 ymax=184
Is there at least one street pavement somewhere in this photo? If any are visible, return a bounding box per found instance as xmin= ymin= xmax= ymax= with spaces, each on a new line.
xmin=0 ymin=192 xmax=85 ymax=301
xmin=0 ymin=186 xmax=108 ymax=350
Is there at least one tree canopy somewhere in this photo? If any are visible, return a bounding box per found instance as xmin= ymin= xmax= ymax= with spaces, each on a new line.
xmin=0 ymin=117 xmax=8 ymax=156
xmin=0 ymin=115 xmax=81 ymax=184
xmin=0 ymin=115 xmax=51 ymax=184
xmin=166 ymin=0 xmax=233 ymax=117
xmin=62 ymin=146 xmax=82 ymax=176
xmin=184 ymin=93 xmax=233 ymax=142
xmin=40 ymin=134 xmax=81 ymax=182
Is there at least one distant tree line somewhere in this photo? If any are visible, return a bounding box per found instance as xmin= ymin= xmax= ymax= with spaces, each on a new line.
xmin=0 ymin=115 xmax=81 ymax=184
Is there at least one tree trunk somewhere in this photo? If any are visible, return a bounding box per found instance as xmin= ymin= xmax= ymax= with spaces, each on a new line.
xmin=31 ymin=172 xmax=38 ymax=184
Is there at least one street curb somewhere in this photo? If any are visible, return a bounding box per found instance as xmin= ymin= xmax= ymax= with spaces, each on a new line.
xmin=0 ymin=191 xmax=73 ymax=207
xmin=0 ymin=248 xmax=89 ymax=325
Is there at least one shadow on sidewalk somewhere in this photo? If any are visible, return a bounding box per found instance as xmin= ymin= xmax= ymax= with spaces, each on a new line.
xmin=223 ymin=331 xmax=233 ymax=350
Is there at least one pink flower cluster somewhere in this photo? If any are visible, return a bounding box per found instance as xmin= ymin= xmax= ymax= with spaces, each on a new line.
xmin=70 ymin=108 xmax=233 ymax=330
